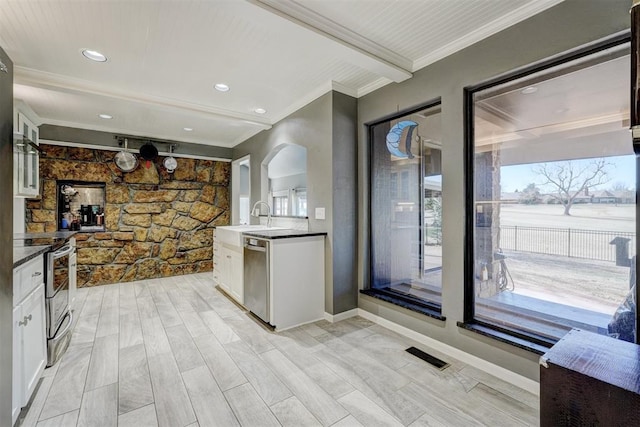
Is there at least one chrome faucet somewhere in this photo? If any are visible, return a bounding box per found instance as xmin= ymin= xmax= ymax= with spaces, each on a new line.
xmin=251 ymin=200 xmax=272 ymax=227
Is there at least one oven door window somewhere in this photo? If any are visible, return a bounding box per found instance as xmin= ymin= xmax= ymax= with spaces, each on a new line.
xmin=49 ymin=284 xmax=69 ymax=336
xmin=53 ymin=253 xmax=69 ymax=293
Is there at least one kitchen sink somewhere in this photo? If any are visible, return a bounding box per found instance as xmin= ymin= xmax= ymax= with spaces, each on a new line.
xmin=216 ymin=225 xmax=284 ymax=247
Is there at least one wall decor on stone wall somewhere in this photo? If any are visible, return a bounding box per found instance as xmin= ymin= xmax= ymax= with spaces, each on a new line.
xmin=26 ymin=144 xmax=230 ymax=287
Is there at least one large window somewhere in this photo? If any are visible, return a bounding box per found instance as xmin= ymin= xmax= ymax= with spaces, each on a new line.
xmin=466 ymin=38 xmax=636 ymax=348
xmin=367 ymin=102 xmax=443 ymax=314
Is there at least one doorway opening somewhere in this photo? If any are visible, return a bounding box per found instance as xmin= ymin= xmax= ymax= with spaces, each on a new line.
xmin=232 ymin=155 xmax=251 ymax=225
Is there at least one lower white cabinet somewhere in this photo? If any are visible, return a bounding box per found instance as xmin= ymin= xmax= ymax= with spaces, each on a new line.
xmin=12 ymin=257 xmax=47 ymax=425
xmin=12 ymin=305 xmax=21 ymax=424
xmin=269 ymin=235 xmax=325 ymax=330
xmin=214 ymin=243 xmax=244 ymax=305
xmin=19 ymin=283 xmax=47 ymax=402
xmin=227 ymin=249 xmax=243 ymax=303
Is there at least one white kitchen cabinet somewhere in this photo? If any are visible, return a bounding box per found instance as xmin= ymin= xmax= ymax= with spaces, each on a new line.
xmin=215 ymin=245 xmax=244 ymax=304
xmin=19 ymin=283 xmax=47 ymax=403
xmin=269 ymin=235 xmax=325 ymax=330
xmin=213 ymin=229 xmax=222 ymax=286
xmin=13 ymin=110 xmax=40 ymax=198
xmin=12 ymin=256 xmax=46 ymax=425
xmin=12 ymin=305 xmax=21 ymax=424
xmin=217 ymin=247 xmax=230 ymax=292
xmin=228 ymin=249 xmax=243 ymax=303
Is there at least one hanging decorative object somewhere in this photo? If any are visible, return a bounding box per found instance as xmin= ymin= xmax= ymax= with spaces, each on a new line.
xmin=164 ymin=144 xmax=178 ymax=173
xmin=386 ymin=120 xmax=418 ymax=159
xmin=139 ymin=141 xmax=158 ymax=169
xmin=114 ymin=138 xmax=138 ymax=172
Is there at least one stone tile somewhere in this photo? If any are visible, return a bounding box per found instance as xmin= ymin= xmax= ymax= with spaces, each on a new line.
xmin=182 ymin=365 xmax=239 ymax=427
xmin=118 ymin=344 xmax=154 ymax=415
xmin=117 ymin=404 xmax=158 ymax=427
xmin=77 ymin=383 xmax=118 ymax=427
xmin=224 ymin=383 xmax=280 ymax=427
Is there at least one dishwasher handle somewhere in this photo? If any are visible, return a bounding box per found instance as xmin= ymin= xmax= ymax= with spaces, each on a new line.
xmin=245 ymin=244 xmax=267 ymax=252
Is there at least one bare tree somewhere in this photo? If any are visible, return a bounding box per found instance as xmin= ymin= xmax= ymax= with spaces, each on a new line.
xmin=520 ymin=183 xmax=542 ymax=205
xmin=533 ymin=159 xmax=611 ymax=215
xmin=610 ymin=181 xmax=632 ymax=192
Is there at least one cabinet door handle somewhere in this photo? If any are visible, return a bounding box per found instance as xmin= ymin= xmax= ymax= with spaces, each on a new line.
xmin=19 ymin=314 xmax=32 ymax=326
xmin=32 ymin=271 xmax=42 ymax=277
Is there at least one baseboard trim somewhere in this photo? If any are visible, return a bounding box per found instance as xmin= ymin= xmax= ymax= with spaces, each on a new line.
xmin=357 ymin=308 xmax=540 ymax=396
xmin=324 ymin=308 xmax=359 ymax=323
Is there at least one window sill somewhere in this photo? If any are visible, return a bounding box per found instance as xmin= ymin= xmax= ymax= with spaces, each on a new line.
xmin=457 ymin=320 xmax=552 ymax=355
xmin=360 ymin=289 xmax=445 ymax=321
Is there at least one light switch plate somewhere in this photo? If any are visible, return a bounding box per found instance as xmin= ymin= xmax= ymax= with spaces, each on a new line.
xmin=315 ymin=207 xmax=325 ymax=220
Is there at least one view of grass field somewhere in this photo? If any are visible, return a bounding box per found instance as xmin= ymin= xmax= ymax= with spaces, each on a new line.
xmin=499 ymin=204 xmax=634 ymax=315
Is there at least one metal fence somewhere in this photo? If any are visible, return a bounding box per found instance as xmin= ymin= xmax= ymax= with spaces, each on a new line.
xmin=500 ymin=225 xmax=636 ymax=262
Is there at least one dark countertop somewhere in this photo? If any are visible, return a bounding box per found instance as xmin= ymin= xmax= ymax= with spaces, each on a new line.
xmin=13 ymin=245 xmax=50 ymax=269
xmin=14 ymin=231 xmax=79 ymax=241
xmin=14 ymin=231 xmax=78 ymax=249
xmin=242 ymin=229 xmax=327 ymax=240
xmin=13 ymin=231 xmax=78 ymax=268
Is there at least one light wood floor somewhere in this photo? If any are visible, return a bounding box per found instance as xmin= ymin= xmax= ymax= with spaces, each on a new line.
xmin=21 ymin=273 xmax=539 ymax=427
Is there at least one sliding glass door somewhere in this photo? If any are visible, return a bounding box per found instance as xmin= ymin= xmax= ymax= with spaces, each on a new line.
xmin=368 ymin=102 xmax=443 ymax=312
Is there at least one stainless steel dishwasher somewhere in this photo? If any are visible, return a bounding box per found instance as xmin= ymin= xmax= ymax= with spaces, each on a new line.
xmin=243 ymin=237 xmax=269 ymax=323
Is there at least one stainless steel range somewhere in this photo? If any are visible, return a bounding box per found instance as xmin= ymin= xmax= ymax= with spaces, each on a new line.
xmin=45 ymin=241 xmax=74 ymax=366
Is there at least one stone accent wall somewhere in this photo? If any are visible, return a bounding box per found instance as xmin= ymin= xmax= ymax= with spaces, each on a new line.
xmin=26 ymin=144 xmax=230 ymax=287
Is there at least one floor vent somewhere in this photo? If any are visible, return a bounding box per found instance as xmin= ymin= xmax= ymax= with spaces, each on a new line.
xmin=405 ymin=346 xmax=450 ymax=370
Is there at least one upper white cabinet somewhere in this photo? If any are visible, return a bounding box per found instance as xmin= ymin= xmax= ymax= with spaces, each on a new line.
xmin=14 ymin=108 xmax=40 ymax=198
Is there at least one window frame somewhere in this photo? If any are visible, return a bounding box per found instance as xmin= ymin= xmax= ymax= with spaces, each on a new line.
xmin=363 ymin=97 xmax=445 ymax=319
xmin=461 ymin=31 xmax=635 ymax=351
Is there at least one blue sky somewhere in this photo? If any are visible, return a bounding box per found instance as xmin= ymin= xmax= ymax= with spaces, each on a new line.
xmin=500 ymin=155 xmax=636 ymax=192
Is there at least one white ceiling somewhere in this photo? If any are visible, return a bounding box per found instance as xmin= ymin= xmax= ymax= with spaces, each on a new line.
xmin=0 ymin=0 xmax=563 ymax=149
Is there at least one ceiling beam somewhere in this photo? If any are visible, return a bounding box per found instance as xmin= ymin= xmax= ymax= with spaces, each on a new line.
xmin=14 ymin=67 xmax=273 ymax=129
xmin=248 ymin=0 xmax=412 ymax=83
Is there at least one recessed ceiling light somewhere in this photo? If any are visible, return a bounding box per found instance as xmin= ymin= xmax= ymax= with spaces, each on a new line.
xmin=183 ymin=127 xmax=193 ymax=131
xmin=254 ymin=108 xmax=266 ymax=114
xmin=82 ymin=49 xmax=107 ymax=62
xmin=98 ymin=114 xmax=112 ymax=119
xmin=214 ymin=83 xmax=230 ymax=92
xmin=521 ymin=86 xmax=538 ymax=95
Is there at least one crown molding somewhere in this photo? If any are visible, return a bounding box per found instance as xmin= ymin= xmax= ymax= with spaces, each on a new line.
xmin=412 ymin=0 xmax=565 ymax=72
xmin=14 ymin=66 xmax=273 ymax=129
xmin=250 ymin=0 xmax=412 ymax=83
xmin=330 ymin=81 xmax=358 ymax=98
xmin=357 ymin=77 xmax=393 ymax=98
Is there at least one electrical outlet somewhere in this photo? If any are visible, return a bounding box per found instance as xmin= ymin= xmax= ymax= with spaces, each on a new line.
xmin=315 ymin=207 xmax=325 ymax=220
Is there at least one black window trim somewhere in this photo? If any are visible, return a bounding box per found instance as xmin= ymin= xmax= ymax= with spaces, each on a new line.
xmin=462 ymin=31 xmax=634 ymax=350
xmin=366 ymin=97 xmax=444 ymax=315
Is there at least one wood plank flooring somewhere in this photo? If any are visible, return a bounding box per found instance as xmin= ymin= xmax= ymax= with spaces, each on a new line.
xmin=22 ymin=273 xmax=539 ymax=427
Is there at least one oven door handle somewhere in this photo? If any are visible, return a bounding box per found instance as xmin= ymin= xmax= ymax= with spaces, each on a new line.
xmin=52 ymin=245 xmax=74 ymax=259
xmin=52 ymin=310 xmax=73 ymax=339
